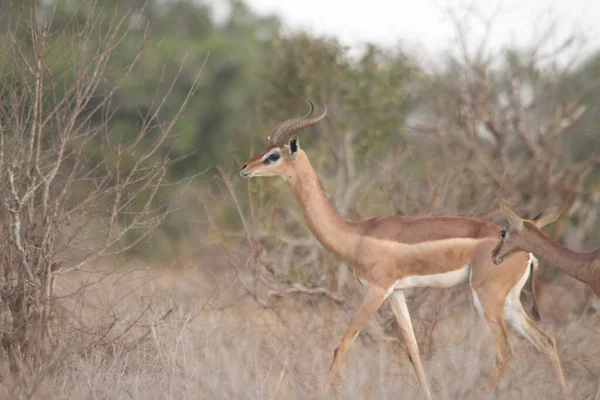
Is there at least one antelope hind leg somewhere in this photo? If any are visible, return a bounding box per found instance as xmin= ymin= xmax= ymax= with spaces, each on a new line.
xmin=504 ymin=299 xmax=567 ymax=398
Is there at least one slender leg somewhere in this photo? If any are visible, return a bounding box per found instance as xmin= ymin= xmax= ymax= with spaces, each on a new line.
xmin=324 ymin=284 xmax=388 ymax=391
xmin=472 ymin=287 xmax=513 ymax=393
xmin=470 ymin=243 xmax=530 ymax=393
xmin=389 ymin=290 xmax=433 ymax=400
xmin=504 ymin=295 xmax=567 ymax=399
xmin=486 ymin=318 xmax=511 ymax=392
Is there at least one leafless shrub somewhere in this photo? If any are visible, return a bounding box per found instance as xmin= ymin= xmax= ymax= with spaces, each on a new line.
xmin=398 ymin=5 xmax=600 ymax=305
xmin=410 ymin=4 xmax=600 ymax=235
xmin=0 ymin=0 xmax=201 ymax=374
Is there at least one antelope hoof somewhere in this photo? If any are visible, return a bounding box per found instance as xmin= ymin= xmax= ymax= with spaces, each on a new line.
xmin=489 ymin=376 xmax=499 ymax=393
xmin=489 ymin=368 xmax=503 ymax=393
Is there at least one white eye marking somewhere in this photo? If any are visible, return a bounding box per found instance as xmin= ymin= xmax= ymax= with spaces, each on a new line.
xmin=261 ymin=148 xmax=281 ymax=162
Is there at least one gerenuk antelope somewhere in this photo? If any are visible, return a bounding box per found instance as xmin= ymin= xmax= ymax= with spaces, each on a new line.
xmin=492 ymin=198 xmax=600 ymax=298
xmin=239 ymin=101 xmax=566 ymax=399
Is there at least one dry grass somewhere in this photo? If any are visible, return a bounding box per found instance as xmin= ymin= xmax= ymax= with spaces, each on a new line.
xmin=1 ymin=248 xmax=598 ymax=400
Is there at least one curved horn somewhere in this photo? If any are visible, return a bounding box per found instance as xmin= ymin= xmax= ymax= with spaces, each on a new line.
xmin=268 ymin=101 xmax=315 ymax=144
xmin=267 ymin=101 xmax=327 ymax=147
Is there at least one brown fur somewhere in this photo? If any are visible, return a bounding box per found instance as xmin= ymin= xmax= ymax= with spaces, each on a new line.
xmin=493 ymin=201 xmax=600 ymax=298
xmin=528 ymin=261 xmax=541 ymax=323
xmin=241 ymin=133 xmax=566 ymax=399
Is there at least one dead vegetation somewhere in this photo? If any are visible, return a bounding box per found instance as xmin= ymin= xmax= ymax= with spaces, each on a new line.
xmin=0 ymin=0 xmax=201 ymax=384
xmin=0 ymin=249 xmax=597 ymax=400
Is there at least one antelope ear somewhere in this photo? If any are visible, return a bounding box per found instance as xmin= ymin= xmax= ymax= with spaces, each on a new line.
xmin=289 ymin=135 xmax=299 ymax=159
xmin=498 ymin=198 xmax=523 ymax=232
xmin=532 ymin=206 xmax=561 ymax=228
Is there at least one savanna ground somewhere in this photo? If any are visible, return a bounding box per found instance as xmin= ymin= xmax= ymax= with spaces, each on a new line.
xmin=2 ymin=248 xmax=600 ymax=399
xmin=7 ymin=245 xmax=599 ymax=400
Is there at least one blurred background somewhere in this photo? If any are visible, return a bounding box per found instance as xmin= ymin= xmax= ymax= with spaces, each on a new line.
xmin=0 ymin=0 xmax=599 ymax=398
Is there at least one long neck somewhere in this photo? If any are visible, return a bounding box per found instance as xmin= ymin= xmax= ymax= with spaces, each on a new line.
xmin=522 ymin=223 xmax=598 ymax=285
xmin=285 ymin=151 xmax=359 ymax=261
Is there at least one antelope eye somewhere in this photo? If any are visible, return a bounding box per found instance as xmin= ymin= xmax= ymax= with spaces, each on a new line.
xmin=500 ymin=230 xmax=506 ymax=239
xmin=264 ymin=153 xmax=280 ymax=164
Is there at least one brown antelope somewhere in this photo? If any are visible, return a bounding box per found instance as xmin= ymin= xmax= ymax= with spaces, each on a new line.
xmin=239 ymin=101 xmax=566 ymax=399
xmin=492 ymin=198 xmax=600 ymax=298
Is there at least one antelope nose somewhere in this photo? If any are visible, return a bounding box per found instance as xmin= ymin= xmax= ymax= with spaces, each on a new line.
xmin=240 ymin=163 xmax=250 ymax=178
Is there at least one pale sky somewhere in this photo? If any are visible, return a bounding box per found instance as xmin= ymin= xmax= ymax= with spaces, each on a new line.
xmin=230 ymin=0 xmax=600 ymax=65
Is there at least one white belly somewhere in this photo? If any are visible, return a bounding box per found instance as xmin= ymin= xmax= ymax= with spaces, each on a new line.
xmin=393 ymin=264 xmax=471 ymax=290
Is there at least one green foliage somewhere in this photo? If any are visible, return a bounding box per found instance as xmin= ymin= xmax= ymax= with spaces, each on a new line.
xmin=3 ymin=0 xmax=598 ymax=265
xmin=10 ymin=0 xmax=281 ymax=180
xmin=256 ymin=33 xmax=415 ymax=160
xmin=133 ymin=0 xmax=280 ymax=176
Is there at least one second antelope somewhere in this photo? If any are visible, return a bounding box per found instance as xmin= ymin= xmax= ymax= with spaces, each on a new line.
xmin=239 ymin=101 xmax=566 ymax=399
xmin=492 ymin=199 xmax=600 ymax=298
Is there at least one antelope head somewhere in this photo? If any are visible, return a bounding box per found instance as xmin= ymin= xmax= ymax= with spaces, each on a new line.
xmin=491 ymin=198 xmax=561 ymax=265
xmin=240 ymin=101 xmax=327 ymax=180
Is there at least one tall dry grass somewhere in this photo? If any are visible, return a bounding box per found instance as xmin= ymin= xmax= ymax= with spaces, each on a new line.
xmin=2 ymin=247 xmax=598 ymax=400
